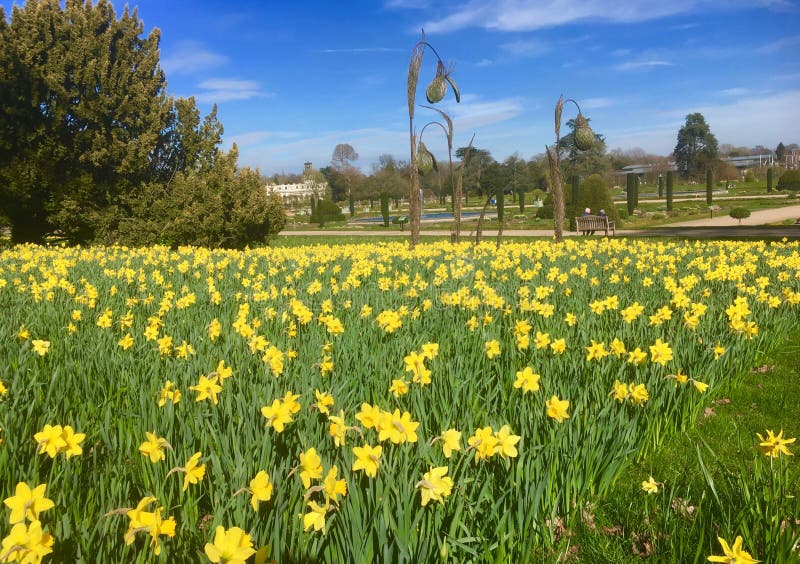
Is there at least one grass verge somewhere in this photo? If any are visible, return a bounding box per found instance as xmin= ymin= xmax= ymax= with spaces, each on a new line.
xmin=564 ymin=330 xmax=800 ymax=562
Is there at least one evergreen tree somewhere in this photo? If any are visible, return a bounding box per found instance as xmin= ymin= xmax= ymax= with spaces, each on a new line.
xmin=666 ymin=171 xmax=674 ymax=212
xmin=0 ymin=0 xmax=169 ymax=243
xmin=674 ymin=113 xmax=719 ymax=180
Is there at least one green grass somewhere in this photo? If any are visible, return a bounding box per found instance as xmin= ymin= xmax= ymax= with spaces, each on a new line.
xmin=567 ymin=330 xmax=800 ymax=562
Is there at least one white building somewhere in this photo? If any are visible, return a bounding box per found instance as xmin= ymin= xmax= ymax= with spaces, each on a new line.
xmin=266 ymin=162 xmax=328 ymax=204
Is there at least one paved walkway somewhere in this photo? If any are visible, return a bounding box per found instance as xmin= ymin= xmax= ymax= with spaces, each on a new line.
xmin=282 ymin=204 xmax=800 ymax=239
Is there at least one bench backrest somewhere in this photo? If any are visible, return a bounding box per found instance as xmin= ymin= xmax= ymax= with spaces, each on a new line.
xmin=575 ymin=215 xmax=609 ymax=228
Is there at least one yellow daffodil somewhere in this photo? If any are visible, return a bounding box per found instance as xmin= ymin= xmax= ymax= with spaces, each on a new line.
xmin=181 ymin=452 xmax=206 ymax=491
xmin=314 ymin=390 xmax=334 ymax=414
xmin=323 ymin=466 xmax=347 ymax=504
xmin=33 ymin=424 xmax=65 ymax=458
xmin=649 ymin=338 xmax=673 ymax=366
xmin=484 ymin=340 xmax=501 ymax=359
xmin=0 ymin=520 xmax=54 ymax=562
xmin=298 ymin=448 xmax=323 ymax=488
xmin=416 ymin=466 xmax=454 ymax=506
xmin=585 ymin=340 xmax=609 ymax=362
xmin=389 ymin=379 xmax=409 ymax=397
xmin=546 ymin=395 xmax=570 ymax=423
xmin=707 ymin=535 xmax=759 ymax=563
xmin=514 ymin=367 xmax=540 ymax=394
xmin=261 ymin=400 xmax=293 ymax=432
xmin=3 ymin=482 xmax=55 ymax=524
xmin=31 ymin=340 xmax=50 ymax=357
xmin=467 ymin=426 xmax=498 ymax=462
xmin=139 ymin=432 xmax=170 ymax=463
xmin=204 ymin=525 xmax=257 ymax=563
xmin=60 ymin=425 xmax=85 ymax=458
xmin=494 ymin=425 xmax=520 ymax=458
xmin=248 ymin=470 xmax=273 ymax=511
xmin=550 ymin=338 xmax=567 ymax=354
xmin=756 ymin=429 xmax=795 ymax=458
xmin=158 ymin=381 xmax=181 ymax=406
xmin=328 ymin=410 xmax=348 ymax=447
xmin=352 ymin=444 xmax=382 ymax=477
xmin=190 ymin=375 xmax=222 ymax=405
xmin=641 ymin=476 xmax=659 ymax=494
xmin=438 ymin=429 xmax=462 ymax=458
xmin=355 ymin=403 xmax=382 ymax=429
xmin=629 ymin=383 xmax=649 ymax=405
xmin=301 ymin=501 xmax=329 ymax=534
xmin=611 ymin=380 xmax=628 ymax=402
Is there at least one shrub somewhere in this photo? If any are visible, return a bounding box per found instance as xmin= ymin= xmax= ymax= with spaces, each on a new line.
xmin=518 ymin=191 xmax=526 ymax=213
xmin=571 ymin=174 xmax=619 ymax=224
xmin=537 ymin=204 xmax=554 ymax=220
xmin=776 ymin=170 xmax=800 ymax=191
xmin=109 ymin=152 xmax=286 ymax=248
xmin=310 ymin=199 xmax=346 ymax=226
xmin=767 ymin=168 xmax=774 ymax=193
xmin=706 ymin=169 xmax=713 ymax=205
xmin=626 ymin=173 xmax=636 ymax=215
xmin=744 ymin=170 xmax=756 ymax=183
xmin=729 ymin=207 xmax=751 ymax=224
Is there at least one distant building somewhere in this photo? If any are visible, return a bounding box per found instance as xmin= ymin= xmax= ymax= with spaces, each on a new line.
xmin=619 ymin=154 xmax=776 ymax=178
xmin=266 ymin=162 xmax=328 ymax=205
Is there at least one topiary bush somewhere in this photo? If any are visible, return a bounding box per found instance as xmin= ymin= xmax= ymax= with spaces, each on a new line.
xmin=729 ymin=207 xmax=751 ymax=224
xmin=571 ymin=174 xmax=619 ymax=224
xmin=666 ymin=171 xmax=674 ymax=212
xmin=777 ymin=170 xmax=800 ymax=191
xmin=310 ymin=199 xmax=346 ymax=226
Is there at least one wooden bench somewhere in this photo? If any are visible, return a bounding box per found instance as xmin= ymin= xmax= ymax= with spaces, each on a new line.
xmin=575 ymin=215 xmax=616 ymax=236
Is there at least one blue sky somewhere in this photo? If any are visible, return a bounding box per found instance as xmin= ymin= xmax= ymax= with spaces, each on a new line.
xmin=4 ymin=1 xmax=799 ymax=174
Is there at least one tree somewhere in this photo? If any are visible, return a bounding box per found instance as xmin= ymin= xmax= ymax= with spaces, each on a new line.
xmin=455 ymin=147 xmax=493 ymax=200
xmin=559 ymin=117 xmax=609 ymax=179
xmin=150 ymin=97 xmax=224 ymax=182
xmin=729 ymin=207 xmax=750 ymax=224
xmin=776 ymin=142 xmax=786 ymax=163
xmin=0 ymin=0 xmax=170 ymax=243
xmin=674 ymin=113 xmax=719 ymax=180
xmin=331 ymin=143 xmax=359 ymax=215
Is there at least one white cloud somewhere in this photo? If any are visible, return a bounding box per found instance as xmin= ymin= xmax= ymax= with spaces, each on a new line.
xmin=475 ymin=58 xmax=495 ymax=67
xmin=194 ymin=79 xmax=266 ymax=103
xmin=384 ymin=0 xmax=430 ymax=9
xmin=756 ymin=35 xmax=800 ymax=53
xmin=580 ymin=97 xmax=614 ymax=109
xmin=316 ymin=47 xmax=403 ymax=53
xmin=613 ymin=60 xmax=675 ymax=71
xmin=500 ymin=39 xmax=551 ymax=57
xmin=720 ymin=87 xmax=750 ymax=96
xmin=439 ymin=94 xmax=525 ymax=130
xmin=161 ymin=41 xmax=228 ymax=76
xmin=420 ymin=1 xmax=715 ymax=33
xmin=416 ymin=1 xmax=792 ymax=33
